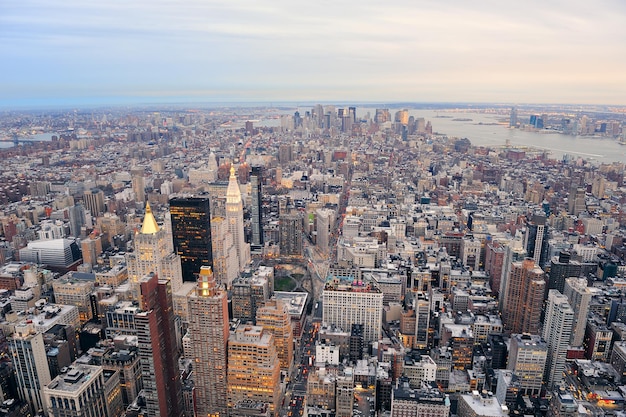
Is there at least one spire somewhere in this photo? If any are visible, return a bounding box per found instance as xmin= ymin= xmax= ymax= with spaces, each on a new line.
xmin=141 ymin=202 xmax=160 ymax=234
xmin=226 ymin=165 xmax=242 ymax=205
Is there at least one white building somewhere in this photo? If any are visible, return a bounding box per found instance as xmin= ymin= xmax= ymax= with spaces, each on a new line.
xmin=542 ymin=290 xmax=574 ymax=389
xmin=226 ymin=166 xmax=251 ymax=271
xmin=322 ymin=277 xmax=383 ymax=343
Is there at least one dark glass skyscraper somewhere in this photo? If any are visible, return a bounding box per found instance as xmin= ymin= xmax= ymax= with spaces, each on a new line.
xmin=170 ymin=196 xmax=212 ymax=282
xmin=250 ymin=166 xmax=264 ymax=247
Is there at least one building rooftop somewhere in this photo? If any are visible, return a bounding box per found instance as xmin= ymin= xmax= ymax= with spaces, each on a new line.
xmin=45 ymin=364 xmax=103 ymax=394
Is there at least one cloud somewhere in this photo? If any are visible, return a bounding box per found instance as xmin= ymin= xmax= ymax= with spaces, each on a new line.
xmin=1 ymin=0 xmax=626 ymax=105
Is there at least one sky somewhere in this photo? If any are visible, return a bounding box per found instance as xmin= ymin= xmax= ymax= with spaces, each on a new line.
xmin=2 ymin=0 xmax=626 ymax=107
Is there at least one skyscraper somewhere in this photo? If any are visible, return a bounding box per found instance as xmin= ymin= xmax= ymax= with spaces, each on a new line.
xmin=127 ymin=203 xmax=183 ymax=293
xmin=279 ymin=214 xmax=303 ymax=256
xmin=131 ymin=166 xmax=146 ymax=203
xmin=135 ymin=273 xmax=183 ymax=417
xmin=542 ymin=290 xmax=574 ymax=389
xmin=226 ymin=166 xmax=250 ymax=271
xmin=414 ymin=293 xmax=431 ymax=349
xmin=250 ymin=166 xmax=264 ymax=247
xmin=563 ymin=277 xmax=591 ymax=347
xmin=227 ymin=325 xmax=281 ymax=416
xmin=523 ymin=213 xmax=548 ymax=266
xmin=502 ymin=259 xmax=545 ymax=335
xmin=187 ymin=266 xmax=229 ymax=416
xmin=83 ymin=188 xmax=105 ymax=217
xmin=507 ymin=334 xmax=547 ymax=396
xmin=9 ymin=323 xmax=52 ymax=414
xmin=509 ymin=106 xmax=518 ymax=127
xmin=170 ymin=196 xmax=213 ymax=282
xmin=256 ymin=299 xmax=294 ymax=373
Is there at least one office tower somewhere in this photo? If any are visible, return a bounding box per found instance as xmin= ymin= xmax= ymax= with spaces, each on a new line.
xmin=250 ymin=166 xmax=264 ymax=247
xmin=131 ymin=166 xmax=146 ymax=203
xmin=256 ymin=299 xmax=293 ymax=373
xmin=542 ymin=290 xmax=574 ymax=389
xmin=498 ymin=242 xmax=526 ymax=313
xmin=509 ymin=106 xmax=518 ymax=127
xmin=126 ymin=203 xmax=183 ymax=293
xmin=414 ymin=293 xmax=431 ymax=349
xmin=485 ymin=241 xmax=505 ymax=296
xmin=349 ymin=324 xmax=364 ymax=362
xmin=568 ymin=187 xmax=586 ymax=216
xmin=52 ymin=274 xmax=95 ymax=324
xmin=487 ymin=334 xmax=508 ymax=370
xmin=584 ymin=315 xmax=612 ymax=361
xmin=101 ymin=346 xmax=142 ymax=407
xmin=227 ymin=325 xmax=281 ymax=416
xmin=9 ymin=323 xmax=52 ymax=414
xmin=316 ymin=208 xmax=334 ymax=255
xmin=83 ymin=188 xmax=105 ymax=217
xmin=226 ymin=166 xmax=250 ymax=271
xmin=279 ymin=214 xmax=303 ymax=256
xmin=523 ymin=214 xmax=548 ymax=266
xmin=548 ymin=251 xmax=582 ymax=293
xmin=135 ymin=273 xmax=183 ymax=417
xmin=80 ymin=234 xmax=102 ymax=266
xmin=170 ymin=197 xmax=213 ymax=282
xmin=322 ymin=277 xmax=384 ymax=343
xmin=507 ymin=334 xmax=547 ymax=396
xmin=501 ymin=259 xmax=545 ymax=335
xmin=390 ymin=379 xmax=450 ymax=417
xmin=563 ymin=277 xmax=591 ymax=347
xmin=278 ymin=144 xmax=293 ymax=163
xmin=42 ymin=364 xmax=123 ymax=417
xmin=187 ymin=266 xmax=229 ymax=416
xmin=210 ymin=216 xmax=239 ymax=287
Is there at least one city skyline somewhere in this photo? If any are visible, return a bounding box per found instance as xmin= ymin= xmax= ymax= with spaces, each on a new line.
xmin=2 ymin=0 xmax=626 ymax=107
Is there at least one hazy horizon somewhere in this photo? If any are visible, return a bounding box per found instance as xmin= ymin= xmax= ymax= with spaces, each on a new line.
xmin=3 ymin=0 xmax=626 ymax=108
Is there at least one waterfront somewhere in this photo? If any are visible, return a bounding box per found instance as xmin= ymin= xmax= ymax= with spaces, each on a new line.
xmin=359 ymin=108 xmax=626 ymax=164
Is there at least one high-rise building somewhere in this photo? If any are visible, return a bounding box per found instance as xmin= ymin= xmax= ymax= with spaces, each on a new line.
xmin=414 ymin=293 xmax=431 ymax=349
xmin=227 ymin=325 xmax=281 ymax=416
xmin=131 ymin=166 xmax=146 ymax=203
xmin=584 ymin=315 xmax=612 ymax=362
xmin=563 ymin=277 xmax=591 ymax=347
xmin=126 ymin=203 xmax=183 ymax=293
xmin=83 ymin=188 xmax=106 ymax=218
xmin=170 ymin=197 xmax=213 ymax=282
xmin=509 ymin=107 xmax=518 ymax=128
xmin=187 ymin=266 xmax=229 ymax=416
xmin=256 ymin=299 xmax=294 ymax=373
xmin=568 ymin=187 xmax=586 ymax=216
xmin=507 ymin=334 xmax=547 ymax=396
xmin=226 ymin=166 xmax=250 ymax=271
xmin=322 ymin=277 xmax=384 ymax=343
xmin=542 ymin=290 xmax=574 ymax=389
xmin=279 ymin=214 xmax=303 ymax=256
xmin=523 ymin=214 xmax=548 ymax=266
xmin=135 ymin=273 xmax=183 ymax=417
xmin=250 ymin=166 xmax=264 ymax=247
xmin=548 ymin=252 xmax=583 ymax=293
xmin=497 ymin=242 xmax=526 ymax=313
xmin=9 ymin=323 xmax=52 ymax=414
xmin=210 ymin=216 xmax=239 ymax=288
xmin=501 ymin=259 xmax=545 ymax=335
